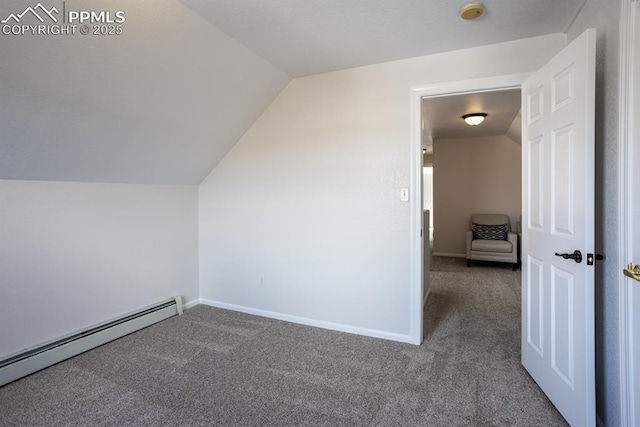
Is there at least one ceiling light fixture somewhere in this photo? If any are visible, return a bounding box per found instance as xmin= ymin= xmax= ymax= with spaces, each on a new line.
xmin=462 ymin=113 xmax=487 ymax=126
xmin=460 ymin=3 xmax=484 ymax=20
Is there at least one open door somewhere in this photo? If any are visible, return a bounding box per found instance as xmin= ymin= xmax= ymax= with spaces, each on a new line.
xmin=521 ymin=28 xmax=596 ymax=426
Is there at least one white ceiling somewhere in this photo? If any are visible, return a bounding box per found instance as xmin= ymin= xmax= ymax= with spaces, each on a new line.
xmin=422 ymin=89 xmax=521 ymax=148
xmin=180 ymin=0 xmax=586 ymax=77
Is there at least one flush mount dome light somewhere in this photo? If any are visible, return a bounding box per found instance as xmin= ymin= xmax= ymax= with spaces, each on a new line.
xmin=462 ymin=113 xmax=487 ymax=126
xmin=460 ymin=3 xmax=484 ymax=20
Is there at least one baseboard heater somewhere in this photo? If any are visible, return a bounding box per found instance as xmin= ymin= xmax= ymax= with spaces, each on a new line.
xmin=0 ymin=296 xmax=183 ymax=387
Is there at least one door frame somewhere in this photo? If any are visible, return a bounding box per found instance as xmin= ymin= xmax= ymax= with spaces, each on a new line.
xmin=618 ymin=0 xmax=637 ymax=425
xmin=409 ymin=73 xmax=530 ymax=344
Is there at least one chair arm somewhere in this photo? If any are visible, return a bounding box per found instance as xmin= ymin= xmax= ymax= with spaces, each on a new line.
xmin=508 ymin=232 xmax=518 ymax=261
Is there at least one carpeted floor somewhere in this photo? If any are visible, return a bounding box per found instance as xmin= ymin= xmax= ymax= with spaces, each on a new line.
xmin=0 ymin=257 xmax=567 ymax=426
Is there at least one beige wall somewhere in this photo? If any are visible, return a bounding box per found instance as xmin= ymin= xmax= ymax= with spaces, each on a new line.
xmin=433 ymin=135 xmax=521 ymax=256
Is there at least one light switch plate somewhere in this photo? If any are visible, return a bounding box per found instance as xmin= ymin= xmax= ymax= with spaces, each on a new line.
xmin=400 ymin=188 xmax=409 ymax=202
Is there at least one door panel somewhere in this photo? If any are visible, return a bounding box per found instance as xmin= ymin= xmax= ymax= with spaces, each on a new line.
xmin=552 ymin=64 xmax=575 ymax=111
xmin=551 ymin=125 xmax=574 ymax=236
xmin=527 ymin=256 xmax=544 ymax=356
xmin=527 ymin=137 xmax=544 ymax=230
xmin=550 ymin=266 xmax=574 ymax=387
xmin=521 ymin=28 xmax=596 ymax=427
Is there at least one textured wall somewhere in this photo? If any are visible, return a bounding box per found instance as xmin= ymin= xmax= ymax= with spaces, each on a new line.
xmin=567 ymin=0 xmax=622 ymax=425
xmin=199 ymin=35 xmax=565 ymax=340
xmin=0 ymin=180 xmax=199 ymax=358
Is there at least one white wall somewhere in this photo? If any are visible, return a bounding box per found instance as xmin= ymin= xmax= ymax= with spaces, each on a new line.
xmin=433 ymin=135 xmax=522 ymax=256
xmin=0 ymin=180 xmax=198 ymax=358
xmin=199 ymin=34 xmax=565 ymax=341
xmin=566 ymin=0 xmax=622 ymax=425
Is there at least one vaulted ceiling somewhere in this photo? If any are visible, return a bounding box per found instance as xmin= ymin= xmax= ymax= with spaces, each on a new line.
xmin=0 ymin=0 xmax=289 ymax=184
xmin=0 ymin=0 xmax=585 ymax=184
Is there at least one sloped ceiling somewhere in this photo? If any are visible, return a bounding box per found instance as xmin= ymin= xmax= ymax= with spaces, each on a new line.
xmin=0 ymin=0 xmax=289 ymax=184
xmin=0 ymin=0 xmax=585 ymax=184
xmin=179 ymin=0 xmax=586 ymax=77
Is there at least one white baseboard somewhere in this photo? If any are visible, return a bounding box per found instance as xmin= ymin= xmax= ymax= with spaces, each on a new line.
xmin=432 ymin=252 xmax=466 ymax=258
xmin=183 ymin=298 xmax=201 ymax=310
xmin=199 ymin=299 xmax=413 ymax=344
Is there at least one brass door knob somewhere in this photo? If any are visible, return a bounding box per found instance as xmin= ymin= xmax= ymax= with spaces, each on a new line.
xmin=623 ymin=263 xmax=640 ymax=281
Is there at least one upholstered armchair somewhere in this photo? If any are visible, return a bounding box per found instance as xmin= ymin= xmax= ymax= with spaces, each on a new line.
xmin=466 ymin=214 xmax=518 ymax=270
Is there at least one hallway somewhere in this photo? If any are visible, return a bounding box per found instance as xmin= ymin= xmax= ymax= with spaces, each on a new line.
xmin=420 ymin=256 xmax=566 ymax=425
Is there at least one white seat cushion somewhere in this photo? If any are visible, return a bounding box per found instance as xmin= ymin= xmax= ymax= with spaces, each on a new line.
xmin=471 ymin=239 xmax=513 ymax=253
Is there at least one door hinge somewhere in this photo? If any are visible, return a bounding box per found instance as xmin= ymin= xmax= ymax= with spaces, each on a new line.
xmin=587 ymin=253 xmax=604 ymax=266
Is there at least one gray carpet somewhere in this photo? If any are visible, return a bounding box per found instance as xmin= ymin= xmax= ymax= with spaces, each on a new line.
xmin=0 ymin=257 xmax=567 ymax=426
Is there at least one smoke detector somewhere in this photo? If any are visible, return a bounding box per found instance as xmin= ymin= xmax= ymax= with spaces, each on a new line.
xmin=460 ymin=3 xmax=484 ymax=20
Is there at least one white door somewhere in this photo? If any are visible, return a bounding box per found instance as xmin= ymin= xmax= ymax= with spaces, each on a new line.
xmin=521 ymin=28 xmax=596 ymax=427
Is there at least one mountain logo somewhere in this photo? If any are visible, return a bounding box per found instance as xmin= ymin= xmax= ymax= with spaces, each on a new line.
xmin=1 ymin=3 xmax=59 ymax=24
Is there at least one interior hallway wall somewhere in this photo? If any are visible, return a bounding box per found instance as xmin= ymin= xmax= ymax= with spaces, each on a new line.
xmin=433 ymin=135 xmax=522 ymax=256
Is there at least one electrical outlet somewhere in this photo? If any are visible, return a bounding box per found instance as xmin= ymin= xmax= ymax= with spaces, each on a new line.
xmin=259 ymin=276 xmax=266 ymax=288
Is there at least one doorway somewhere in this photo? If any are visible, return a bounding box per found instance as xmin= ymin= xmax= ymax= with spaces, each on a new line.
xmin=411 ymin=29 xmax=598 ymax=427
xmin=409 ymin=73 xmax=530 ymax=346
